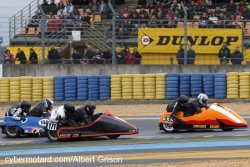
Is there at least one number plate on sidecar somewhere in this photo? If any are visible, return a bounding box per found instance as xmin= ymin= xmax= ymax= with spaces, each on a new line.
xmin=46 ymin=122 xmax=57 ymax=131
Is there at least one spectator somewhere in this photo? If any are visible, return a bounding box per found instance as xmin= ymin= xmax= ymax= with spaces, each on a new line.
xmin=132 ymin=47 xmax=141 ymax=64
xmin=187 ymin=45 xmax=195 ymax=64
xmin=176 ymin=44 xmax=184 ymax=64
xmin=230 ymin=47 xmax=244 ymax=65
xmin=29 ymin=48 xmax=38 ymax=64
xmin=199 ymin=13 xmax=209 ymax=28
xmin=57 ymin=0 xmax=65 ymax=11
xmin=64 ymin=1 xmax=74 ymax=14
xmin=57 ymin=9 xmax=66 ymax=17
xmin=102 ymin=47 xmax=112 ymax=64
xmin=138 ymin=0 xmax=147 ymax=6
xmin=47 ymin=14 xmax=58 ymax=33
xmin=125 ymin=54 xmax=135 ymax=64
xmin=122 ymin=7 xmax=132 ymax=19
xmin=93 ymin=49 xmax=104 ymax=64
xmin=15 ymin=48 xmax=27 ymax=64
xmin=99 ymin=0 xmax=111 ymax=19
xmin=218 ymin=42 xmax=231 ymax=65
xmin=71 ymin=49 xmax=81 ymax=64
xmin=2 ymin=49 xmax=14 ymax=64
xmin=85 ymin=46 xmax=95 ymax=64
xmin=48 ymin=47 xmax=61 ymax=64
xmin=208 ymin=14 xmax=218 ymax=27
xmin=82 ymin=12 xmax=91 ymax=25
xmin=48 ymin=0 xmax=58 ymax=15
xmin=227 ymin=0 xmax=237 ymax=14
xmin=41 ymin=0 xmax=49 ymax=14
xmin=28 ymin=11 xmax=41 ymax=28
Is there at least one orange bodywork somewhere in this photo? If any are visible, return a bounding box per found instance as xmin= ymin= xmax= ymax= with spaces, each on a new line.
xmin=159 ymin=103 xmax=248 ymax=128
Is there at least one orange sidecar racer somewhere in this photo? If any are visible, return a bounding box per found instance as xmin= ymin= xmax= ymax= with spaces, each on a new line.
xmin=159 ymin=103 xmax=248 ymax=132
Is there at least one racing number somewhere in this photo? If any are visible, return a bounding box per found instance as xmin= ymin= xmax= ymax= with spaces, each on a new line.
xmin=47 ymin=122 xmax=57 ymax=131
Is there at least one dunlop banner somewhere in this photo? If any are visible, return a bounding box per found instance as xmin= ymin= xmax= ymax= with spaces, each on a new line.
xmin=138 ymin=28 xmax=242 ymax=53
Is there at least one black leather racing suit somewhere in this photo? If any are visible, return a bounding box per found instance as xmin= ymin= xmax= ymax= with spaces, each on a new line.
xmin=28 ymin=102 xmax=48 ymax=117
xmin=185 ymin=99 xmax=208 ymax=117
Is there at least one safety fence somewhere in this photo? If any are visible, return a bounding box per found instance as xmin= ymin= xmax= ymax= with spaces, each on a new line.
xmin=1 ymin=72 xmax=250 ymax=103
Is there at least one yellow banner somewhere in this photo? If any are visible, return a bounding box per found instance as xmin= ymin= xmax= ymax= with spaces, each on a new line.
xmin=138 ymin=28 xmax=242 ymax=54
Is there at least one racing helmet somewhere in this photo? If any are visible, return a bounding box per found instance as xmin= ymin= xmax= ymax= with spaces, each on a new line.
xmin=43 ymin=98 xmax=54 ymax=111
xmin=20 ymin=100 xmax=31 ymax=113
xmin=197 ymin=93 xmax=209 ymax=107
xmin=178 ymin=95 xmax=189 ymax=105
xmin=84 ymin=101 xmax=96 ymax=116
xmin=64 ymin=102 xmax=75 ymax=115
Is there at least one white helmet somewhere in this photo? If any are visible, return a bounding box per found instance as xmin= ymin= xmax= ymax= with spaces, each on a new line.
xmin=197 ymin=93 xmax=208 ymax=106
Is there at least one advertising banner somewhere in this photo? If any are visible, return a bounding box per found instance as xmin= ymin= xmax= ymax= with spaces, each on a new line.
xmin=138 ymin=28 xmax=242 ymax=54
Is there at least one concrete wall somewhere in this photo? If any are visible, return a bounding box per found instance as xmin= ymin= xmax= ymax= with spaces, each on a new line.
xmin=3 ymin=64 xmax=250 ymax=77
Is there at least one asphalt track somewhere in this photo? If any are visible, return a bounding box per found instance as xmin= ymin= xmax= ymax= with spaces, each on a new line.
xmin=0 ymin=117 xmax=250 ymax=166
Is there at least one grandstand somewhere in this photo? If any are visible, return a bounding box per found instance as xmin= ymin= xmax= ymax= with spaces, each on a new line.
xmin=4 ymin=0 xmax=250 ymax=64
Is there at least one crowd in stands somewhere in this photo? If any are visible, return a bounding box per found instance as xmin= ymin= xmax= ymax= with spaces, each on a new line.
xmin=111 ymin=0 xmax=250 ymax=37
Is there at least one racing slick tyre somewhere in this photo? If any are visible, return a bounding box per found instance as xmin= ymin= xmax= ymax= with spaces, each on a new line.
xmin=46 ymin=130 xmax=58 ymax=142
xmin=107 ymin=135 xmax=120 ymax=139
xmin=4 ymin=126 xmax=21 ymax=138
xmin=160 ymin=123 xmax=174 ymax=133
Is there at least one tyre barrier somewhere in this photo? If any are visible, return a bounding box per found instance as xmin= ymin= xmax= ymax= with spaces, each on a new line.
xmin=111 ymin=75 xmax=122 ymax=100
xmin=214 ymin=73 xmax=227 ymax=99
xmin=88 ymin=76 xmax=99 ymax=100
xmin=99 ymin=75 xmax=110 ymax=100
xmin=144 ymin=74 xmax=156 ymax=100
xmin=32 ymin=77 xmax=43 ymax=102
xmin=77 ymin=76 xmax=88 ymax=101
xmin=9 ymin=77 xmax=20 ymax=102
xmin=203 ymin=73 xmax=214 ymax=98
xmin=179 ymin=73 xmax=190 ymax=97
xmin=239 ymin=72 xmax=250 ymax=99
xmin=122 ymin=74 xmax=133 ymax=100
xmin=43 ymin=77 xmax=54 ymax=100
xmin=0 ymin=77 xmax=10 ymax=102
xmin=156 ymin=73 xmax=166 ymax=100
xmin=64 ymin=76 xmax=77 ymax=101
xmin=166 ymin=73 xmax=179 ymax=99
xmin=227 ymin=72 xmax=239 ymax=99
xmin=20 ymin=77 xmax=32 ymax=101
xmin=54 ymin=76 xmax=64 ymax=101
xmin=133 ymin=74 xmax=144 ymax=100
xmin=191 ymin=73 xmax=203 ymax=98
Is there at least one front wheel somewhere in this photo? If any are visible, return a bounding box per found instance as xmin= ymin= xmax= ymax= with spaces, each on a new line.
xmin=160 ymin=123 xmax=175 ymax=133
xmin=4 ymin=126 xmax=21 ymax=138
xmin=108 ymin=135 xmax=120 ymax=139
xmin=46 ymin=130 xmax=58 ymax=142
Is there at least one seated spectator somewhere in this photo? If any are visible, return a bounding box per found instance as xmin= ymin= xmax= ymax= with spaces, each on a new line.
xmin=91 ymin=0 xmax=100 ymax=13
xmin=41 ymin=0 xmax=49 ymax=14
xmin=139 ymin=7 xmax=149 ymax=18
xmin=71 ymin=49 xmax=81 ymax=64
xmin=132 ymin=47 xmax=141 ymax=64
xmin=72 ymin=9 xmax=81 ymax=20
xmin=82 ymin=12 xmax=91 ymax=25
xmin=154 ymin=1 xmax=164 ymax=11
xmin=48 ymin=0 xmax=58 ymax=15
xmin=64 ymin=1 xmax=74 ymax=14
xmin=171 ymin=0 xmax=180 ymax=12
xmin=2 ymin=49 xmax=14 ymax=64
xmin=239 ymin=1 xmax=247 ymax=13
xmin=29 ymin=48 xmax=38 ymax=64
xmin=47 ymin=47 xmax=61 ymax=64
xmin=15 ymin=48 xmax=27 ymax=64
xmin=47 ymin=14 xmax=58 ymax=33
xmin=122 ymin=7 xmax=131 ymax=19
xmin=208 ymin=14 xmax=218 ymax=27
xmin=230 ymin=47 xmax=244 ymax=65
xmin=199 ymin=13 xmax=209 ymax=28
xmin=28 ymin=11 xmax=41 ymax=28
xmin=57 ymin=0 xmax=65 ymax=11
xmin=57 ymin=9 xmax=66 ymax=17
xmin=227 ymin=0 xmax=237 ymax=14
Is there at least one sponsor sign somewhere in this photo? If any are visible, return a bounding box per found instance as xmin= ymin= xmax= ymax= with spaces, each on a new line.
xmin=138 ymin=28 xmax=242 ymax=53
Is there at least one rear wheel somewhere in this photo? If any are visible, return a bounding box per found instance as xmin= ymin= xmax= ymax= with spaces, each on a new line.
xmin=160 ymin=123 xmax=174 ymax=133
xmin=46 ymin=130 xmax=58 ymax=142
xmin=108 ymin=135 xmax=120 ymax=139
xmin=222 ymin=128 xmax=234 ymax=131
xmin=4 ymin=126 xmax=21 ymax=138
